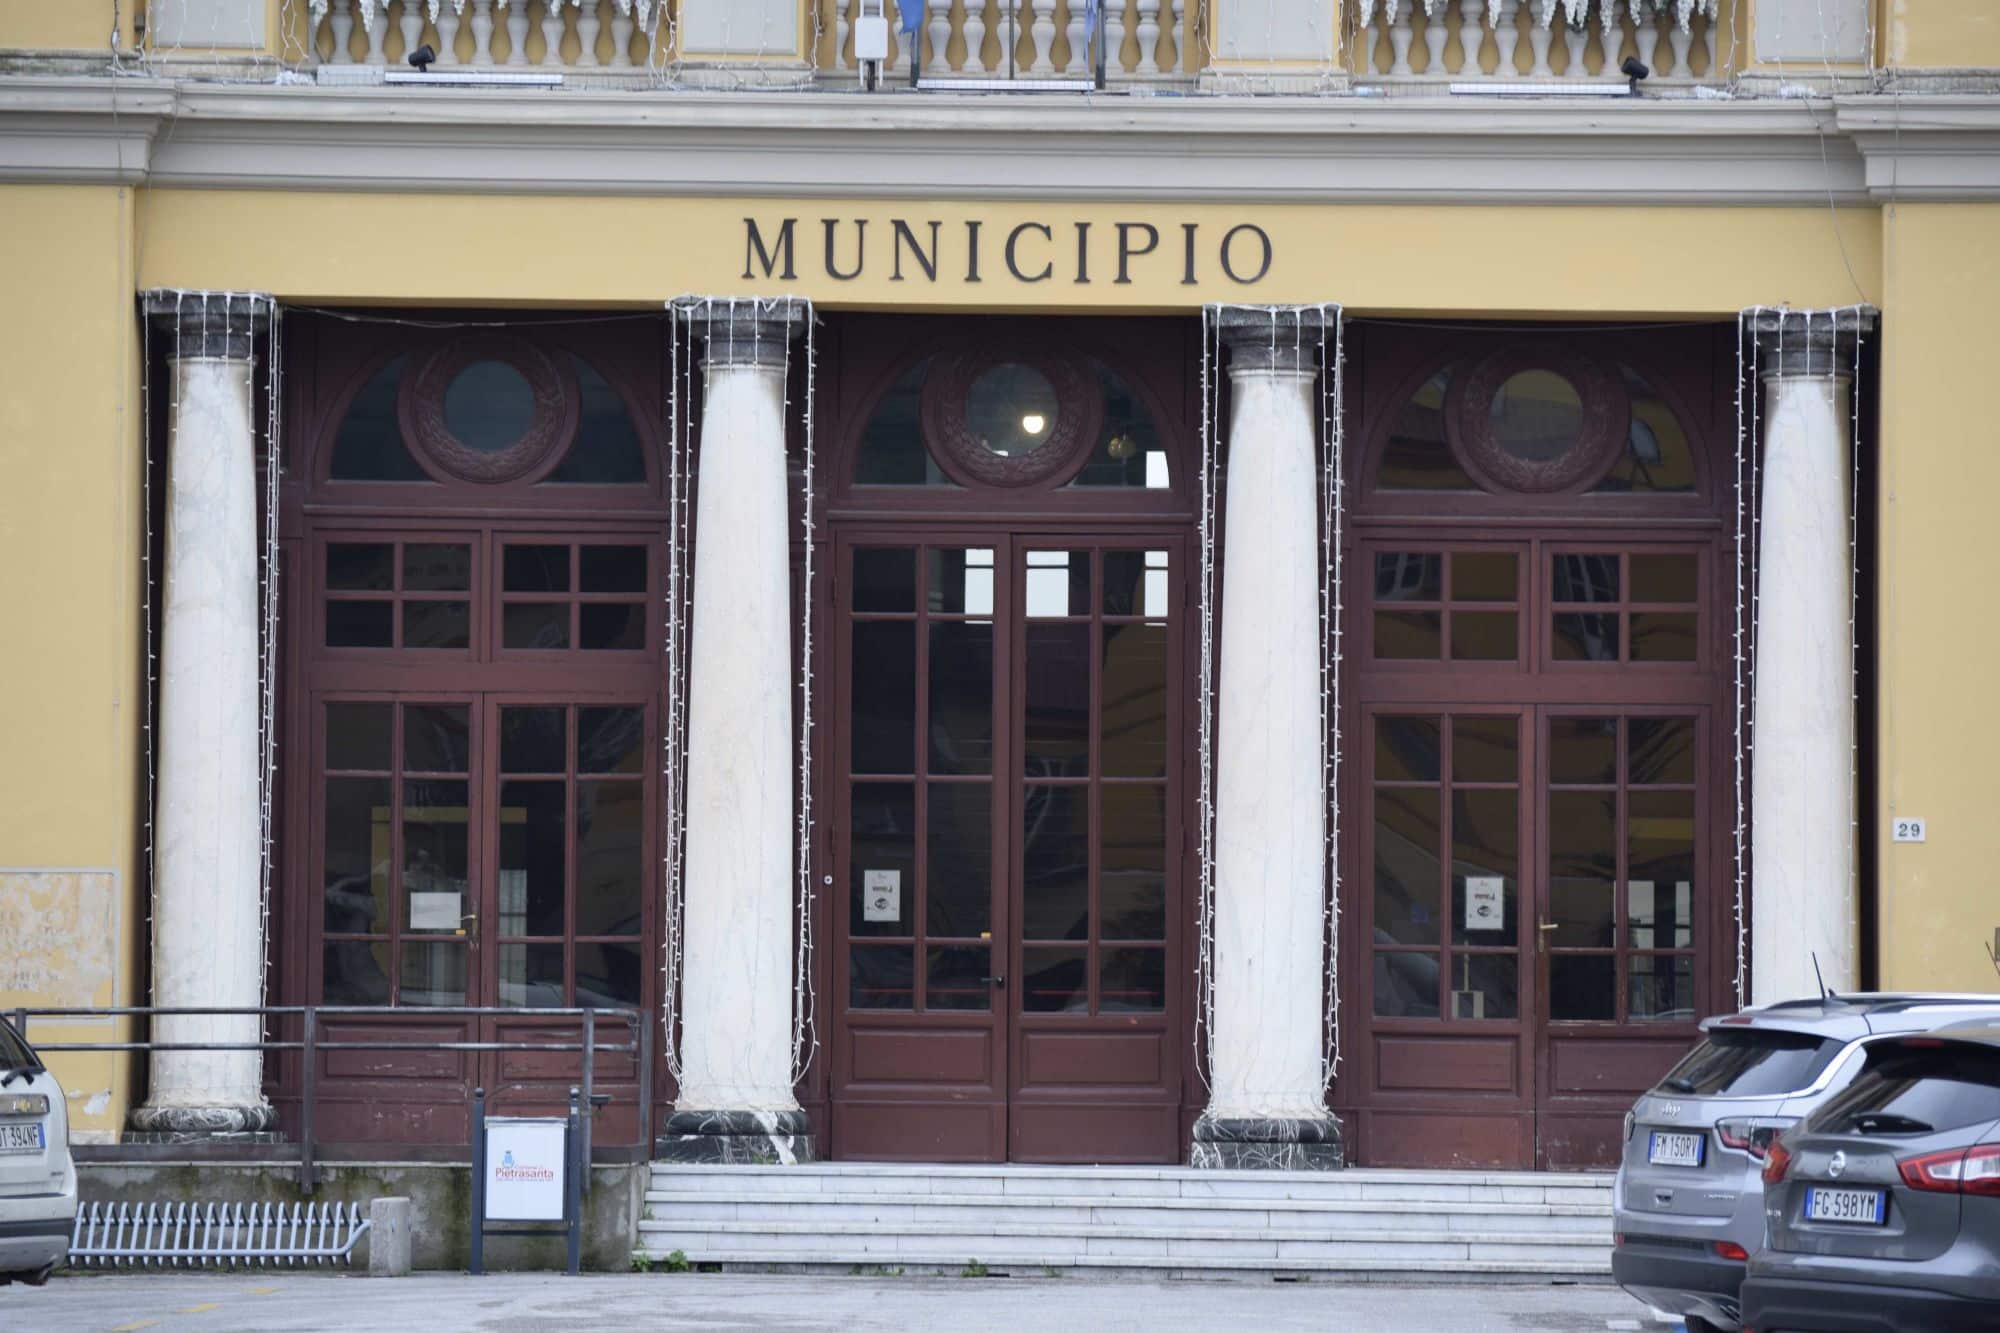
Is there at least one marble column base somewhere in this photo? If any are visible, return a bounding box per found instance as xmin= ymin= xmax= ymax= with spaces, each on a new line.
xmin=654 ymin=1109 xmax=817 ymax=1166
xmin=127 ymin=1102 xmax=279 ymax=1137
xmin=1190 ymin=1114 xmax=1345 ymax=1170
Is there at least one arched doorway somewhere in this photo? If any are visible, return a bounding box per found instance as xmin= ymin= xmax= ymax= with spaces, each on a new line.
xmin=818 ymin=315 xmax=1201 ymax=1163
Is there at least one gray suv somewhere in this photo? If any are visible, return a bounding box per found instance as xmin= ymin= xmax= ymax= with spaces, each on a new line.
xmin=1740 ymin=1018 xmax=2000 ymax=1332
xmin=1612 ymin=994 xmax=2000 ymax=1332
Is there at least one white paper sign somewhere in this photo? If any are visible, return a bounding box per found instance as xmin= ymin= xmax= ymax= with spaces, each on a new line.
xmin=484 ymin=1117 xmax=567 ymax=1221
xmin=863 ymin=869 xmax=901 ymax=923
xmin=1464 ymin=876 xmax=1505 ymax=932
xmin=410 ymin=891 xmax=463 ymax=932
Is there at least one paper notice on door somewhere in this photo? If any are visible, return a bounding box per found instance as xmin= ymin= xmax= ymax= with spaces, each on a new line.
xmin=863 ymin=870 xmax=901 ymax=923
xmin=1464 ymin=876 xmax=1505 ymax=932
xmin=411 ymin=891 xmax=463 ymax=932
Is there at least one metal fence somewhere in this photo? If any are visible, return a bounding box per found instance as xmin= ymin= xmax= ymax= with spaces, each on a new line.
xmin=10 ymin=1005 xmax=649 ymax=1194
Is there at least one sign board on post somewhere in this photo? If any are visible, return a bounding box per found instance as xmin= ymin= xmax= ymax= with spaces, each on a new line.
xmin=483 ymin=1118 xmax=567 ymax=1222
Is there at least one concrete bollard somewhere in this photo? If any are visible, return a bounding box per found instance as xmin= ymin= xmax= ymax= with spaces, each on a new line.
xmin=368 ymin=1197 xmax=412 ymax=1277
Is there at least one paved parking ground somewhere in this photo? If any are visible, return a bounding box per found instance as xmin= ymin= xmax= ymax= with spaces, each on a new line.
xmin=4 ymin=1272 xmax=1680 ymax=1333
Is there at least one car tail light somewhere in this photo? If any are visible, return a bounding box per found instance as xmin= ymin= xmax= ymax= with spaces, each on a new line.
xmin=1900 ymin=1144 xmax=2000 ymax=1196
xmin=1762 ymin=1139 xmax=1793 ymax=1186
xmin=1713 ymin=1241 xmax=1750 ymax=1261
xmin=1717 ymin=1117 xmax=1796 ymax=1161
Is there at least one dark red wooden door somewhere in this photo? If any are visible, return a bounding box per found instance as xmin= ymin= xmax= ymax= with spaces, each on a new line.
xmin=830 ymin=532 xmax=1186 ymax=1163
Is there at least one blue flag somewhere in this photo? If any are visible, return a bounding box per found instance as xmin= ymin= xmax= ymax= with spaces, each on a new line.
xmin=899 ymin=0 xmax=922 ymax=35
xmin=1083 ymin=0 xmax=1101 ymax=52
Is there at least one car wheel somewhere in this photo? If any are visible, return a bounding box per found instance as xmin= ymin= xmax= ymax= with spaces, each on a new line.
xmin=1683 ymin=1318 xmax=1727 ymax=1333
xmin=20 ymin=1263 xmax=54 ymax=1287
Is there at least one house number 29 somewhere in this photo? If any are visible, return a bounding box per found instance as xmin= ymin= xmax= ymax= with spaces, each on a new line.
xmin=1892 ymin=818 xmax=1927 ymax=843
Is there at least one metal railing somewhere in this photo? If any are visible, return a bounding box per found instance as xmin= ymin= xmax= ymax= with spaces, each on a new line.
xmin=10 ymin=1005 xmax=650 ymax=1196
xmin=70 ymin=1200 xmax=371 ymax=1269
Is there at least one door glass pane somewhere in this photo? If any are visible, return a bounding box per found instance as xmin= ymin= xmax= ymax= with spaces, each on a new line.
xmin=498 ymin=942 xmax=564 ymax=1007
xmin=504 ymin=602 xmax=569 ymax=651
xmin=1630 ymin=553 xmax=1697 ymax=603
xmin=1374 ymin=787 xmax=1440 ymax=946
xmin=1376 ymin=610 xmax=1442 ymax=659
xmin=1629 ymin=876 xmax=1694 ymax=950
xmin=850 ymin=944 xmax=913 ymax=1009
xmin=1375 ymin=552 xmax=1442 ymax=602
xmin=850 ymin=783 xmax=915 ymax=938
xmin=403 ymin=543 xmax=471 ymax=591
xmin=1552 ymin=553 xmax=1619 ymax=603
xmin=853 ymin=548 xmax=917 ymax=612
xmin=403 ymin=779 xmax=470 ymax=933
xmin=577 ymin=707 xmax=644 ymax=775
xmin=1553 ymin=612 xmax=1618 ymax=662
xmin=1550 ymin=716 xmax=1617 ymax=785
xmin=575 ymin=782 xmax=643 ymax=936
xmin=1102 ymin=549 xmax=1169 ymax=618
xmin=1375 ymin=951 xmax=1440 ymax=1018
xmin=576 ymin=941 xmax=643 ymax=1008
xmin=1450 ymin=789 xmax=1517 ymax=946
xmin=1629 ymin=954 xmax=1695 ymax=1022
xmin=1024 ymin=550 xmax=1088 ymax=618
xmin=501 ymin=706 xmax=566 ymax=774
xmin=1376 ymin=716 xmax=1441 ymax=782
xmin=1452 ymin=716 xmax=1516 ymax=784
xmin=504 ymin=545 xmax=570 ymax=593
xmin=1628 ymin=790 xmax=1695 ymax=948
xmin=579 ymin=545 xmax=646 ymax=593
xmin=1101 ymin=623 xmax=1168 ymax=778
xmin=928 ymin=621 xmax=994 ymax=775
xmin=1023 ymin=622 xmax=1091 ymax=776
xmin=1099 ymin=948 xmax=1165 ymax=1013
xmin=499 ymin=780 xmax=565 ymax=936
xmin=1550 ymin=953 xmax=1615 ymax=1021
xmin=327 ymin=601 xmax=394 ymax=648
xmin=1548 ymin=791 xmax=1615 ymax=947
xmin=925 ymin=947 xmax=990 ymax=1012
xmin=400 ymin=941 xmax=467 ymax=1006
xmin=1452 ymin=552 xmax=1516 ymax=602
xmin=579 ymin=603 xmax=644 ymax=650
xmin=1021 ymin=785 xmax=1088 ymax=941
xmin=327 ymin=542 xmax=394 ymax=590
xmin=1022 ymin=947 xmax=1088 ymax=1013
xmin=1628 ymin=717 xmax=1696 ymax=785
xmin=1630 ymin=612 xmax=1697 ymax=662
xmin=323 ymin=777 xmax=390 ymax=933
xmin=1100 ymin=785 xmax=1166 ymax=941
xmin=404 ymin=704 xmax=470 ymax=773
xmin=1450 ymin=611 xmax=1515 ymax=661
xmin=926 ymin=783 xmax=990 ymax=939
xmin=323 ymin=941 xmax=390 ymax=1005
xmin=326 ymin=703 xmax=392 ymax=771
xmin=1450 ymin=953 xmax=1517 ymax=1020
xmin=402 ymin=600 xmax=471 ymax=650
xmin=850 ymin=622 xmax=916 ymax=774
xmin=929 ymin=548 xmax=995 ymax=616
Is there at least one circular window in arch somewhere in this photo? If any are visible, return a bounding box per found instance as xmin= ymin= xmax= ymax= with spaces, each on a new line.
xmin=400 ymin=336 xmax=578 ymax=484
xmin=920 ymin=346 xmax=1101 ymax=488
xmin=1447 ymin=345 xmax=1627 ymax=494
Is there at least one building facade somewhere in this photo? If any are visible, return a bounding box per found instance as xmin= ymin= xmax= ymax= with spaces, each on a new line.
xmin=3 ymin=0 xmax=1998 ymax=1173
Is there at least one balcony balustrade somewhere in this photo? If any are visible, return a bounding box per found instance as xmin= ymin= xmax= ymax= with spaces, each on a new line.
xmin=1349 ymin=0 xmax=1732 ymax=87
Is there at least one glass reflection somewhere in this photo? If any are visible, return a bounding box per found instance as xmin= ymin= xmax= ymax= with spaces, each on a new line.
xmin=1374 ymin=786 xmax=1441 ymax=946
xmin=928 ymin=621 xmax=994 ymax=775
xmin=1021 ymin=785 xmax=1088 ymax=941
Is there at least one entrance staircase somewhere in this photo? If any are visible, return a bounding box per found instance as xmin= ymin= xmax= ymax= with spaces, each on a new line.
xmin=637 ymin=1162 xmax=1615 ymax=1279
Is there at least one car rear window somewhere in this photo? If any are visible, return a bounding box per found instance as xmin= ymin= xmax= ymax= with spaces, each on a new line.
xmin=1656 ymin=1028 xmax=1843 ymax=1097
xmin=0 ymin=1018 xmax=36 ymax=1072
xmin=1806 ymin=1043 xmax=2000 ymax=1135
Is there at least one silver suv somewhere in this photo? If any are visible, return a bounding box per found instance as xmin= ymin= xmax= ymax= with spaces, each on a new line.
xmin=1612 ymin=994 xmax=2000 ymax=1333
xmin=0 ymin=1016 xmax=75 ymax=1287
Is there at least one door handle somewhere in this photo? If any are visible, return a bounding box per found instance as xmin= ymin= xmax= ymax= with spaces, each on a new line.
xmin=1537 ymin=918 xmax=1559 ymax=953
xmin=457 ymin=912 xmax=479 ymax=942
xmin=981 ymin=975 xmax=1006 ymax=988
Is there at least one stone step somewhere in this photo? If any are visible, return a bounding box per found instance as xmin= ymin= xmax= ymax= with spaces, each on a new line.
xmin=631 ymin=1248 xmax=1613 ymax=1278
xmin=642 ymin=1191 xmax=1612 ymax=1232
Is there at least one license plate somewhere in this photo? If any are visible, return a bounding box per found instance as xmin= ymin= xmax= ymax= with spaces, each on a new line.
xmin=1648 ymin=1130 xmax=1706 ymax=1167
xmin=0 ymin=1121 xmax=44 ymax=1155
xmin=1805 ymin=1186 xmax=1886 ymax=1225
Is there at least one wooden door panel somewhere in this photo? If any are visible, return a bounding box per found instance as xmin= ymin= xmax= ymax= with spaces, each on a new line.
xmin=1358 ymin=1108 xmax=1534 ymax=1169
xmin=1009 ymin=1102 xmax=1179 ymax=1165
xmin=834 ymin=1101 xmax=1006 ymax=1162
xmin=1019 ymin=1028 xmax=1166 ymax=1088
xmin=1374 ymin=1034 xmax=1520 ymax=1094
xmin=846 ymin=1025 xmax=995 ymax=1085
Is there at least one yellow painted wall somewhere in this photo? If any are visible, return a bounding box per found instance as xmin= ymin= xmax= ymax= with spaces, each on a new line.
xmin=0 ymin=0 xmax=128 ymax=52
xmin=0 ymin=185 xmax=145 ymax=1139
xmin=1875 ymin=201 xmax=2000 ymax=995
xmin=134 ymin=190 xmax=1880 ymax=317
xmin=1884 ymin=0 xmax=2000 ymax=69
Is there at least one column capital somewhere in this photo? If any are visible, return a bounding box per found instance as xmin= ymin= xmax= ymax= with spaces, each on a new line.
xmin=1215 ymin=304 xmax=1340 ymax=376
xmin=674 ymin=296 xmax=808 ymax=371
xmin=1747 ymin=306 xmax=1876 ymax=379
xmin=142 ymin=291 xmax=271 ymax=362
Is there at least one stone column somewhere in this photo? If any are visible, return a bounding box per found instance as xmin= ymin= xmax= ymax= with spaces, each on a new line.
xmin=1748 ymin=307 xmax=1873 ymax=1004
xmin=660 ymin=301 xmax=813 ymax=1164
xmin=131 ymin=292 xmax=275 ymax=1137
xmin=1193 ymin=307 xmax=1342 ymax=1169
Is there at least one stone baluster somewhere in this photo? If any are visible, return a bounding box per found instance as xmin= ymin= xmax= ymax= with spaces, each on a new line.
xmin=541 ymin=0 xmax=568 ymax=66
xmin=361 ymin=0 xmax=389 ymax=63
xmin=504 ymin=0 xmax=530 ymax=63
xmin=1422 ymin=3 xmax=1450 ymax=74
xmin=998 ymin=0 xmax=1020 ymax=73
xmin=1062 ymin=0 xmax=1084 ymax=74
xmin=1596 ymin=0 xmax=1623 ymax=73
xmin=128 ymin=292 xmax=275 ymax=1142
xmin=1747 ymin=307 xmax=1874 ymax=1004
xmin=886 ymin=0 xmax=906 ymax=75
xmin=609 ymin=0 xmax=634 ymax=65
xmin=1492 ymin=0 xmax=1520 ymax=74
xmin=1701 ymin=7 xmax=1716 ymax=78
xmin=1029 ymin=0 xmax=1054 ymax=71
xmin=1387 ymin=2 xmax=1415 ymax=75
xmin=328 ymin=0 xmax=356 ymax=62
xmin=931 ymin=0 xmax=955 ymax=71
xmin=964 ymin=0 xmax=987 ymax=71
xmin=1135 ymin=0 xmax=1160 ymax=72
xmin=1562 ymin=0 xmax=1589 ymax=73
xmin=1633 ymin=0 xmax=1659 ymax=70
xmin=661 ymin=300 xmax=813 ymax=1167
xmin=1193 ymin=306 xmax=1343 ymax=1173
xmin=1166 ymin=0 xmax=1182 ymax=72
xmin=1527 ymin=0 xmax=1554 ymax=75
xmin=1457 ymin=0 xmax=1485 ymax=75
xmin=834 ymin=0 xmax=851 ymax=68
xmin=436 ymin=0 xmax=464 ymax=62
xmin=1105 ymin=0 xmax=1127 ymax=74
xmin=399 ymin=0 xmax=427 ymax=61
xmin=575 ymin=0 xmax=602 ymax=64
xmin=470 ymin=0 xmax=497 ymax=62
xmin=1667 ymin=9 xmax=1691 ymax=75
